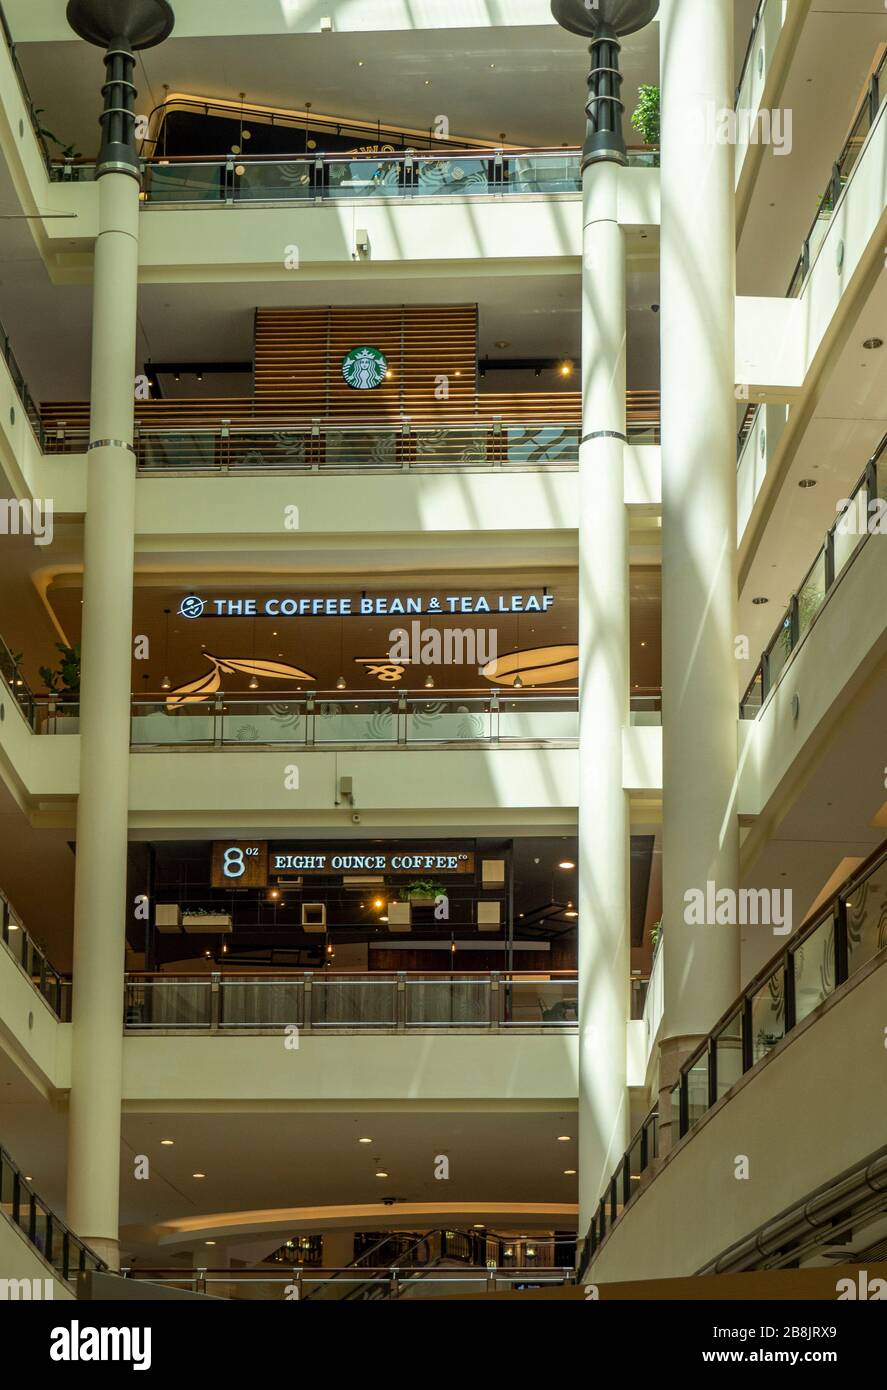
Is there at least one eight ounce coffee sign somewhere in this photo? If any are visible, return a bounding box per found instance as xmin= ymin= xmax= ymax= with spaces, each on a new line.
xmin=342 ymin=345 xmax=388 ymax=390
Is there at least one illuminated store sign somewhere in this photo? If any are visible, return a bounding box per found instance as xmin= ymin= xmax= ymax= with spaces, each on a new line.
xmin=180 ymin=593 xmax=555 ymax=619
xmin=212 ymin=842 xmax=474 ymax=887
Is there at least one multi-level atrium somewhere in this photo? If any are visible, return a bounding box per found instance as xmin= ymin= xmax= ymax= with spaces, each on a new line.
xmin=0 ymin=0 xmax=885 ymax=1359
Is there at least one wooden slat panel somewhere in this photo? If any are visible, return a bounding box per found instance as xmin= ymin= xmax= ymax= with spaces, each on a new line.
xmin=39 ymin=390 xmax=660 ymax=433
xmin=254 ymin=305 xmax=478 ymax=419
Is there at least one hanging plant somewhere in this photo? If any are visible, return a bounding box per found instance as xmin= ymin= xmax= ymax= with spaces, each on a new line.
xmin=631 ymin=85 xmax=661 ymax=150
xmin=166 ymin=653 xmax=315 ymax=708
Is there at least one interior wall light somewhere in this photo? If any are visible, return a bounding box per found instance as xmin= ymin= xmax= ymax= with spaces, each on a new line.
xmin=160 ymin=608 xmax=172 ymax=690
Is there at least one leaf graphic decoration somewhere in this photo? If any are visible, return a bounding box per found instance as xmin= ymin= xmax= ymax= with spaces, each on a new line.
xmin=481 ymin=645 xmax=579 ymax=687
xmin=206 ymin=654 xmax=315 ymax=682
xmin=166 ymin=666 xmax=222 ymax=708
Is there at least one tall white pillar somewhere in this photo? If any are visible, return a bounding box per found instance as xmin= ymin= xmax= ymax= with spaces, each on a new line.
xmin=659 ymin=0 xmax=740 ymax=1134
xmin=578 ymin=159 xmax=630 ymax=1234
xmin=66 ymin=171 xmax=140 ymax=1270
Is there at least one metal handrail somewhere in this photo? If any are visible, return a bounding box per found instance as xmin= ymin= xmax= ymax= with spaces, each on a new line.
xmin=739 ymin=430 xmax=887 ymax=718
xmin=786 ymin=48 xmax=886 ymax=298
xmin=123 ymin=970 xmax=580 ymax=1033
xmin=734 ymin=0 xmax=768 ymax=107
xmin=50 ymin=144 xmax=661 ymax=191
xmin=583 ymin=836 xmax=887 ymax=1270
xmin=0 ymin=1142 xmax=106 ymax=1282
xmin=0 ymin=891 xmax=71 ymax=1021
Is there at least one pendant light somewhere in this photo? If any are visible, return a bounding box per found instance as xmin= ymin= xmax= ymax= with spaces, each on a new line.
xmin=512 ymin=610 xmax=523 ymax=689
xmin=424 ymin=673 xmax=435 ymax=689
xmin=160 ymin=608 xmax=172 ymax=690
xmin=248 ymin=614 xmax=259 ymax=688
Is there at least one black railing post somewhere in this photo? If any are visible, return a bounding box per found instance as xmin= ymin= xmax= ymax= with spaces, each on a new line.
xmin=741 ymin=995 xmax=754 ymax=1073
xmin=784 ymin=952 xmax=796 ymax=1034
xmin=834 ymin=900 xmax=849 ymax=987
xmin=870 ymin=72 xmax=881 ymax=127
xmin=789 ymin=594 xmax=800 ymax=650
xmin=824 ymin=526 xmax=836 ymax=591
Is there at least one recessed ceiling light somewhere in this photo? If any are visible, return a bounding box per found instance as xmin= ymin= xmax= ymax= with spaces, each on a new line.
xmin=473 ymin=1223 xmax=486 ymax=1229
xmin=557 ymin=1135 xmax=572 ymax=1142
xmin=205 ymin=1240 xmax=216 ymax=1246
xmin=192 ymin=1172 xmax=206 ymax=1179
xmin=375 ymin=1171 xmax=388 ymax=1178
xmin=752 ymin=596 xmax=769 ymax=605
xmin=358 ymin=1137 xmax=372 ymax=1144
xmin=863 ymin=338 xmax=883 ymax=350
xmin=798 ymin=478 xmax=817 ymax=488
xmin=160 ymin=1139 xmax=174 ymax=1146
xmin=24 ymin=1175 xmax=32 ymax=1182
xmin=558 ymin=860 xmax=575 ymax=869
xmin=564 ymin=910 xmax=578 ymax=918
xmin=563 ymin=1169 xmax=577 ymax=1175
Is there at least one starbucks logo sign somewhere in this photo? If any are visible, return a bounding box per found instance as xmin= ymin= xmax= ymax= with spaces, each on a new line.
xmin=342 ymin=345 xmax=388 ymax=390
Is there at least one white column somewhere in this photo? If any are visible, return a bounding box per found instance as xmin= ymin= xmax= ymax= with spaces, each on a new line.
xmin=578 ymin=159 xmax=630 ymax=1234
xmin=659 ymin=0 xmax=739 ymax=1126
xmin=66 ymin=171 xmax=140 ymax=1270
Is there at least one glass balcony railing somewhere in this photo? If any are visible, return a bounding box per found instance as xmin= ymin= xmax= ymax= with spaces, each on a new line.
xmin=580 ymin=837 xmax=887 ymax=1274
xmin=124 ymin=691 xmax=579 ymax=748
xmin=740 ymin=431 xmax=887 ymax=719
xmin=49 ymin=147 xmax=659 ymax=198
xmin=40 ymin=393 xmax=662 ymax=467
xmin=786 ymin=51 xmax=886 ymax=298
xmin=123 ymin=970 xmax=579 ymax=1032
xmin=122 ymin=1263 xmax=575 ymax=1300
xmin=0 ymin=891 xmax=71 ymax=1021
xmin=0 ymin=1144 xmax=105 ymax=1284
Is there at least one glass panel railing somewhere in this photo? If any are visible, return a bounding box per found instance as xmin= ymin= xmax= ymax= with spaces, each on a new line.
xmin=503 ymin=976 xmax=578 ymax=1025
xmin=405 ymin=697 xmax=493 ymax=744
xmin=833 ymin=481 xmax=867 ymax=578
xmin=741 ymin=432 xmax=887 ymax=719
xmin=221 ymin=977 xmax=305 ymax=1027
xmin=0 ymin=1143 xmax=105 ymax=1281
xmin=122 ymin=972 xmax=579 ymax=1031
xmin=797 ymin=548 xmax=827 ymax=639
xmin=713 ymin=1009 xmax=744 ymax=1100
xmin=750 ymin=969 xmax=785 ymax=1065
xmin=791 ymin=913 xmax=836 ymax=1024
xmin=763 ymin=610 xmax=793 ymax=687
xmin=142 ymin=161 xmax=225 ymax=202
xmin=574 ymin=845 xmax=887 ymax=1273
xmin=124 ymin=979 xmax=213 ymax=1028
xmin=846 ymin=865 xmax=887 ymax=978
xmin=310 ymin=975 xmax=397 ymax=1027
xmin=131 ymin=702 xmax=216 ymax=745
xmin=313 ymin=698 xmax=397 ymax=745
xmin=686 ymin=1053 xmax=710 ymax=1127
xmin=404 ymin=976 xmax=490 ymax=1026
xmin=84 ymin=147 xmax=659 ymax=207
xmin=787 ymin=52 xmax=885 ymax=297
xmin=0 ymin=890 xmax=70 ymax=1020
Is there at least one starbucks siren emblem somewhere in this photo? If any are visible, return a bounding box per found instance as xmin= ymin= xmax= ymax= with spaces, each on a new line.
xmin=342 ymin=345 xmax=388 ymax=390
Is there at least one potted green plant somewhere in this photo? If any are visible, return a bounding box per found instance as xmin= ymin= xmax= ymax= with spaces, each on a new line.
xmin=399 ymin=878 xmax=446 ymax=906
xmin=630 ymin=85 xmax=660 ymax=165
xmin=39 ymin=643 xmax=81 ymax=730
